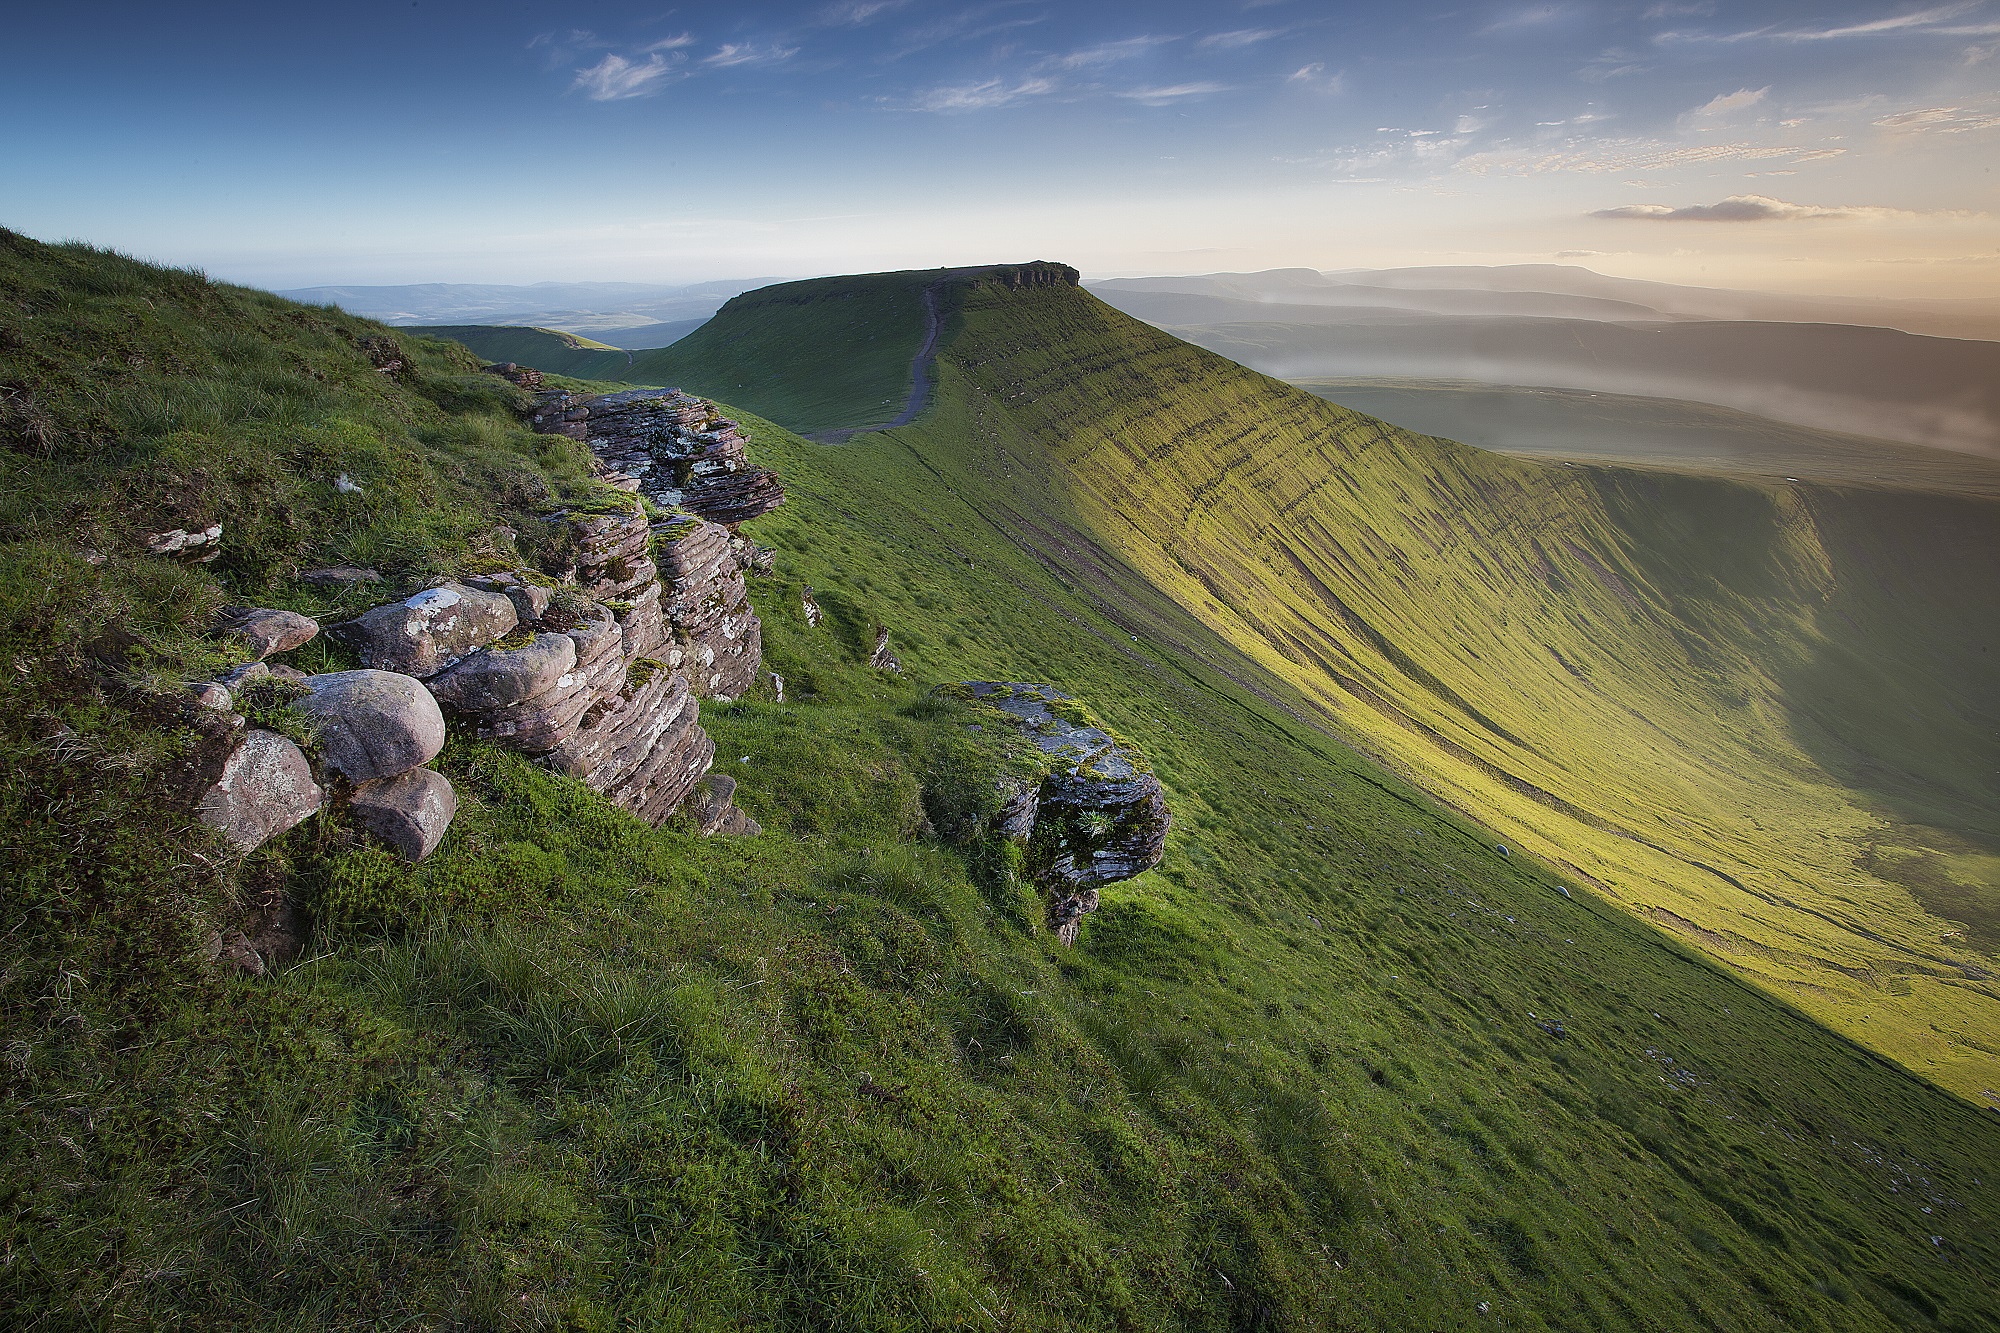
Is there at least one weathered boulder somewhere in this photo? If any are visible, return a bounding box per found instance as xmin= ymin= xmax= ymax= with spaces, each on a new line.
xmin=548 ymin=666 xmax=715 ymax=825
xmin=350 ymin=767 xmax=457 ymax=863
xmin=198 ymin=729 xmax=324 ymax=853
xmin=428 ymin=633 xmax=577 ymax=712
xmin=217 ymin=606 xmax=318 ymax=660
xmin=336 ymin=582 xmax=518 ymax=678
xmin=962 ymin=682 xmax=1171 ymax=945
xmin=296 ymin=670 xmax=447 ymax=783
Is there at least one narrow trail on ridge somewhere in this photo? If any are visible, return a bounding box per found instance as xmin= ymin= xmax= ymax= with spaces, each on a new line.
xmin=812 ymin=272 xmax=959 ymax=443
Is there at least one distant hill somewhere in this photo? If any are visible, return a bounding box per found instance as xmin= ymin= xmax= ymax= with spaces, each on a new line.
xmin=1093 ymin=281 xmax=2000 ymax=457
xmin=1097 ymin=264 xmax=2000 ymax=340
xmin=279 ymin=277 xmax=770 ymax=340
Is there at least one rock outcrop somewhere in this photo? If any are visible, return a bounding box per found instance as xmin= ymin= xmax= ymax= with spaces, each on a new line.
xmin=547 ymin=665 xmax=715 ymax=825
xmin=960 ymin=682 xmax=1171 ymax=945
xmin=529 ymin=388 xmax=786 ymax=529
xmin=653 ymin=513 xmax=762 ymax=699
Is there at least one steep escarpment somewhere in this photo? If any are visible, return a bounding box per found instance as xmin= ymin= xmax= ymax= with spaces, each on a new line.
xmin=873 ymin=277 xmax=1999 ymax=1101
xmin=5 ymin=236 xmax=1998 ymax=1331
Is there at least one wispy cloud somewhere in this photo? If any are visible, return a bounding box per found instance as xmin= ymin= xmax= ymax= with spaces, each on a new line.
xmin=1874 ymin=104 xmax=2000 ymax=131
xmin=1116 ymin=82 xmax=1229 ymax=105
xmin=820 ymin=0 xmax=911 ymax=24
xmin=1198 ymin=28 xmax=1284 ymax=50
xmin=1590 ymin=193 xmax=1918 ymax=221
xmin=573 ymin=53 xmax=683 ymax=101
xmin=1039 ymin=36 xmax=1174 ymax=71
xmin=1664 ymin=3 xmax=2000 ymax=43
xmin=1459 ymin=138 xmax=1841 ymax=175
xmin=1288 ymin=62 xmax=1344 ymax=92
xmin=1781 ymin=3 xmax=2000 ymax=40
xmin=704 ymin=42 xmax=799 ymax=68
xmin=912 ymin=76 xmax=1056 ymax=111
xmin=1685 ymin=86 xmax=1769 ymax=119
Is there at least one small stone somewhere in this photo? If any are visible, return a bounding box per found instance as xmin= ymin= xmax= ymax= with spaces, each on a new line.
xmin=296 ymin=670 xmax=447 ymax=783
xmin=801 ymin=585 xmax=823 ymax=628
xmin=683 ymin=773 xmax=740 ymax=836
xmin=188 ymin=682 xmax=233 ymax=711
xmin=143 ymin=523 xmax=222 ymax=561
xmin=217 ymin=606 xmax=319 ymax=660
xmin=301 ymin=566 xmax=383 ymax=586
xmin=505 ymin=583 xmax=552 ymax=623
xmin=218 ymin=661 xmax=270 ymax=694
xmin=349 ymin=768 xmax=456 ymax=862
xmin=198 ymin=729 xmax=324 ymax=852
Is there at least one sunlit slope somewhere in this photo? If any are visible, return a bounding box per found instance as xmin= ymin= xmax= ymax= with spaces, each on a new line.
xmin=643 ymin=274 xmax=2000 ymax=1098
xmin=886 ymin=281 xmax=2000 ymax=1098
xmin=625 ymin=271 xmax=932 ymax=433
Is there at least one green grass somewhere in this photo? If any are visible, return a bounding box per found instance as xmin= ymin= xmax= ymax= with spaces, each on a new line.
xmin=615 ymin=271 xmax=936 ymax=434
xmin=765 ymin=275 xmax=1995 ymax=1106
xmin=2 ymin=234 xmax=1997 ymax=1329
xmin=408 ymin=325 xmax=638 ymax=381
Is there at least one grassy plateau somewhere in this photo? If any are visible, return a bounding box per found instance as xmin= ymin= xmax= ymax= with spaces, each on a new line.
xmin=0 ymin=233 xmax=1995 ymax=1330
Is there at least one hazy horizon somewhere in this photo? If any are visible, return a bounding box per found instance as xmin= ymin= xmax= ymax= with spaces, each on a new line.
xmin=5 ymin=0 xmax=1997 ymax=299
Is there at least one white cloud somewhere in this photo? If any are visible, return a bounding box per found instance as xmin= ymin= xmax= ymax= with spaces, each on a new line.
xmin=1288 ymin=62 xmax=1343 ymax=92
xmin=641 ymin=34 xmax=695 ymax=52
xmin=912 ymin=77 xmax=1056 ymax=112
xmin=1459 ymin=139 xmax=1841 ymax=175
xmin=1873 ymin=104 xmax=2000 ymax=132
xmin=1686 ymin=86 xmax=1769 ymax=119
xmin=704 ymin=43 xmax=799 ymax=68
xmin=573 ymin=53 xmax=681 ymax=101
xmin=1589 ymin=193 xmax=1924 ymax=222
xmin=1039 ymin=37 xmax=1174 ymax=71
xmin=1198 ymin=28 xmax=1284 ymax=50
xmin=1117 ymin=82 xmax=1230 ymax=106
xmin=1781 ymin=3 xmax=2000 ymax=40
xmin=821 ymin=0 xmax=910 ymax=24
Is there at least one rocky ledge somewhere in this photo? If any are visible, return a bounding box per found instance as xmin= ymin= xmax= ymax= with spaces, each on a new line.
xmin=530 ymin=387 xmax=786 ymax=530
xmin=959 ymin=682 xmax=1170 ymax=945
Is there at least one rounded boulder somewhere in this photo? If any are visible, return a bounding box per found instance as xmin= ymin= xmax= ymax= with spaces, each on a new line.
xmin=297 ymin=670 xmax=446 ymax=783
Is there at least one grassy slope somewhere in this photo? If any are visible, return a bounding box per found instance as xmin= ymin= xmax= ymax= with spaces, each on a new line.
xmin=619 ymin=272 xmax=933 ymax=434
xmin=857 ymin=280 xmax=1999 ymax=1103
xmin=409 ymin=324 xmax=636 ymax=381
xmin=1295 ymin=378 xmax=2000 ymax=499
xmin=4 ymin=236 xmax=1998 ymax=1329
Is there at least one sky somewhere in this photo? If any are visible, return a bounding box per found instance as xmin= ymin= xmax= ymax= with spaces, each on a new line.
xmin=3 ymin=1 xmax=1998 ymax=295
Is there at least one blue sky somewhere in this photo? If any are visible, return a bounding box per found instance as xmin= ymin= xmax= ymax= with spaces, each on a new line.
xmin=3 ymin=1 xmax=1997 ymax=293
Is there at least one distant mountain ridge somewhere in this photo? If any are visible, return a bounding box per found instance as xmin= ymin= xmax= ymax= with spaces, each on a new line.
xmin=1092 ymin=266 xmax=2000 ymax=457
xmin=277 ymin=277 xmax=775 ymax=341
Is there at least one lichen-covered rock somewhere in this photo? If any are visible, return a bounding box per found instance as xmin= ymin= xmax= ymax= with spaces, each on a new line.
xmin=218 ymin=606 xmax=318 ymax=659
xmin=297 ymin=670 xmax=447 ymax=783
xmin=548 ymin=666 xmax=715 ymax=825
xmin=962 ymin=682 xmax=1171 ymax=945
xmin=198 ymin=729 xmax=324 ymax=852
xmin=336 ymin=582 xmax=518 ymax=677
xmin=350 ymin=767 xmax=456 ymax=862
